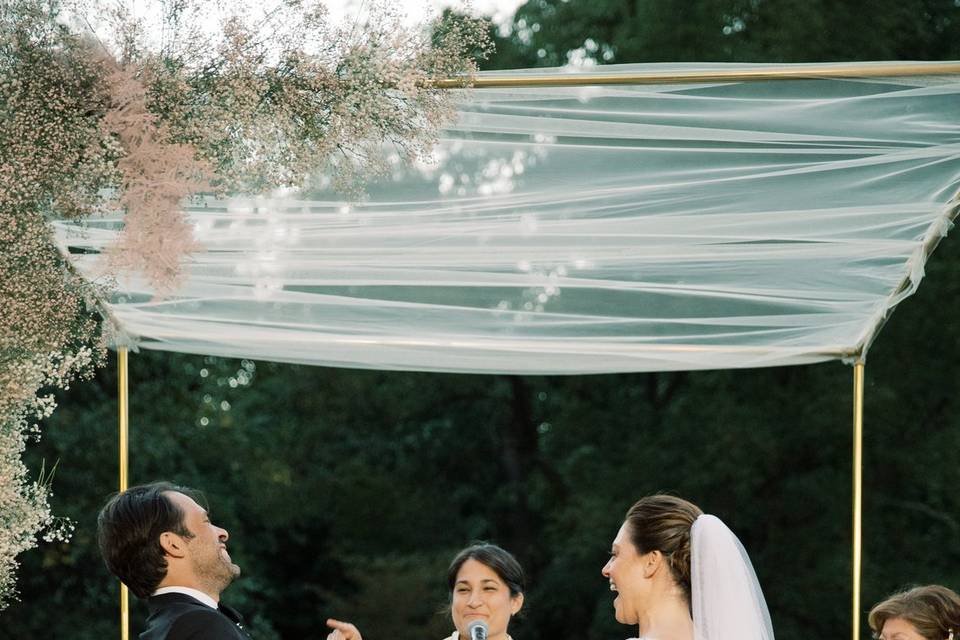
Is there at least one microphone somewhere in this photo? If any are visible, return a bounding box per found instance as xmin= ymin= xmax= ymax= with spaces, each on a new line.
xmin=468 ymin=620 xmax=488 ymax=640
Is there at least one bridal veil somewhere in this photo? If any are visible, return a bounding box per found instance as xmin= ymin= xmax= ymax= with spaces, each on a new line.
xmin=691 ymin=514 xmax=775 ymax=640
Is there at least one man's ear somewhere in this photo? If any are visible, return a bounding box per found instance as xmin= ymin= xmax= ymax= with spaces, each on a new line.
xmin=159 ymin=532 xmax=188 ymax=559
xmin=642 ymin=550 xmax=663 ymax=579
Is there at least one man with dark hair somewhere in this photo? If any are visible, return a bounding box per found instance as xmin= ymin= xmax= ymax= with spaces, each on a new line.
xmin=97 ymin=482 xmax=247 ymax=639
xmin=98 ymin=481 xmax=362 ymax=640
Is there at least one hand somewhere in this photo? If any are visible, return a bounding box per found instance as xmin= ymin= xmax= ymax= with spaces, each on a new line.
xmin=327 ymin=618 xmax=363 ymax=640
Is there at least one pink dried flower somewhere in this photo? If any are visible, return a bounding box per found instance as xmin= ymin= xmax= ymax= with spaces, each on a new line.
xmin=0 ymin=0 xmax=490 ymax=608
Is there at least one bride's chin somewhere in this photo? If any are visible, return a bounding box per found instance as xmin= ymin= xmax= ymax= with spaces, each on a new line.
xmin=613 ymin=600 xmax=638 ymax=626
xmin=612 ymin=598 xmax=625 ymax=622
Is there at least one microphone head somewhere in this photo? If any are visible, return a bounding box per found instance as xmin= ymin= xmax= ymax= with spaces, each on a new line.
xmin=467 ymin=620 xmax=488 ymax=640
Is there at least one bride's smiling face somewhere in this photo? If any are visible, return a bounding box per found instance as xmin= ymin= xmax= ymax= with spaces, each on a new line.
xmin=601 ymin=522 xmax=653 ymax=625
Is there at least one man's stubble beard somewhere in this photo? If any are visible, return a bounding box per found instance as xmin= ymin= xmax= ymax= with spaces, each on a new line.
xmin=192 ymin=544 xmax=241 ymax=594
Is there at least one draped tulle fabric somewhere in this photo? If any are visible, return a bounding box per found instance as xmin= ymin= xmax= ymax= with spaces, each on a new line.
xmin=691 ymin=514 xmax=775 ymax=640
xmin=57 ymin=62 xmax=960 ymax=373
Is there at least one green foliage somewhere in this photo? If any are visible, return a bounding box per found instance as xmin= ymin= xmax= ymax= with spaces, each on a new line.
xmin=0 ymin=0 xmax=491 ymax=610
xmin=482 ymin=0 xmax=960 ymax=69
xmin=7 ymin=233 xmax=960 ymax=639
xmin=0 ymin=1 xmax=108 ymax=609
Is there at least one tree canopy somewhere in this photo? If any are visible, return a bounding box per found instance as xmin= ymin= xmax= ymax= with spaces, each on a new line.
xmin=484 ymin=0 xmax=960 ymax=69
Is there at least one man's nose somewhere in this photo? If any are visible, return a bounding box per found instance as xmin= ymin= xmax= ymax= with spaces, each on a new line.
xmin=218 ymin=527 xmax=229 ymax=542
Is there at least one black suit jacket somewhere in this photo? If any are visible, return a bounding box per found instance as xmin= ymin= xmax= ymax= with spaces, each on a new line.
xmin=141 ymin=592 xmax=251 ymax=640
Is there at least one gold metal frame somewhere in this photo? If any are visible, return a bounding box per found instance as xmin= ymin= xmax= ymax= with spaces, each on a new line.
xmin=852 ymin=361 xmax=865 ymax=640
xmin=432 ymin=63 xmax=949 ymax=640
xmin=109 ymin=348 xmax=872 ymax=640
xmin=434 ymin=61 xmax=960 ymax=88
xmin=118 ymin=347 xmax=129 ymax=640
xmin=109 ymin=60 xmax=960 ymax=640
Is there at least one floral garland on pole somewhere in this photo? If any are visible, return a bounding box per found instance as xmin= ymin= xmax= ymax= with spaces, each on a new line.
xmin=0 ymin=0 xmax=491 ymax=607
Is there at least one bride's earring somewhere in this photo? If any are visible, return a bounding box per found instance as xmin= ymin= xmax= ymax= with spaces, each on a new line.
xmin=947 ymin=630 xmax=954 ymax=640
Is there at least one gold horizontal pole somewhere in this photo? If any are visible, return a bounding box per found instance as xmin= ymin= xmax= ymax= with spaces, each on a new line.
xmin=434 ymin=61 xmax=960 ymax=89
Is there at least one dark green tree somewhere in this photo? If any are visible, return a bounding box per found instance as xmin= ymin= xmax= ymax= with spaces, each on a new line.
xmin=483 ymin=0 xmax=960 ymax=69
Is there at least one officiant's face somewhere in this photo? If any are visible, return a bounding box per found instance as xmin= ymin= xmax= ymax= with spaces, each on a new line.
xmin=167 ymin=491 xmax=241 ymax=590
xmin=451 ymin=558 xmax=523 ymax=640
xmin=602 ymin=522 xmax=652 ymax=626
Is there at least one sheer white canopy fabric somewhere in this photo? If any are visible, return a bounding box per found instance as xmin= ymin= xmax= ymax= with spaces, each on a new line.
xmin=691 ymin=514 xmax=775 ymax=640
xmin=58 ymin=62 xmax=960 ymax=374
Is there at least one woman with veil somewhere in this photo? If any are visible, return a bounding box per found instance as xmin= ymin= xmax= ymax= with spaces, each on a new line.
xmin=601 ymin=495 xmax=775 ymax=640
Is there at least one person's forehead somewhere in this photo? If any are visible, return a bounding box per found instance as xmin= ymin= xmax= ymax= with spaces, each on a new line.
xmin=881 ymin=617 xmax=918 ymax=636
xmin=456 ymin=558 xmax=503 ymax=583
xmin=612 ymin=522 xmax=629 ymax=545
xmin=165 ymin=490 xmax=206 ymax=515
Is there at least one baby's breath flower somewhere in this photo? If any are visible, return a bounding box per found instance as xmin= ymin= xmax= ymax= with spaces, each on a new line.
xmin=1 ymin=0 xmax=489 ymax=609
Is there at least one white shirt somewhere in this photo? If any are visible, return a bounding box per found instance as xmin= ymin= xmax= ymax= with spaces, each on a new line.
xmin=152 ymin=586 xmax=218 ymax=609
xmin=445 ymin=632 xmax=514 ymax=640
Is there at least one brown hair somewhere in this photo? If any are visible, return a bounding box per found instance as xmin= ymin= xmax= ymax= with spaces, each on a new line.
xmin=869 ymin=585 xmax=960 ymax=640
xmin=624 ymin=494 xmax=703 ymax=604
xmin=97 ymin=482 xmax=199 ymax=599
xmin=446 ymin=542 xmax=526 ymax=599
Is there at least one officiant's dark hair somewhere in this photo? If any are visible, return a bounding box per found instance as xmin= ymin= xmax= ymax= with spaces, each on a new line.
xmin=625 ymin=494 xmax=703 ymax=605
xmin=869 ymin=584 xmax=960 ymax=640
xmin=447 ymin=542 xmax=526 ymax=599
xmin=97 ymin=481 xmax=199 ymax=599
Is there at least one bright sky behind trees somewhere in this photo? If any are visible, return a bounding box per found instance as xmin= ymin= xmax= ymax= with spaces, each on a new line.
xmin=323 ymin=0 xmax=523 ymax=26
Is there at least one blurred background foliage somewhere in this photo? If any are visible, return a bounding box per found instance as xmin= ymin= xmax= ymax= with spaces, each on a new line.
xmin=4 ymin=0 xmax=960 ymax=638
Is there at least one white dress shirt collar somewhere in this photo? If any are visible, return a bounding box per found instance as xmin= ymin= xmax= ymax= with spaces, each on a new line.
xmin=153 ymin=586 xmax=218 ymax=609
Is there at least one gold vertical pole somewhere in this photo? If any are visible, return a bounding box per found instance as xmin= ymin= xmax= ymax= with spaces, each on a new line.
xmin=852 ymin=360 xmax=865 ymax=640
xmin=118 ymin=347 xmax=129 ymax=640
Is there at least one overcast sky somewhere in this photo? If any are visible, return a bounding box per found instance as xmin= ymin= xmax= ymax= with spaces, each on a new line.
xmin=322 ymin=0 xmax=525 ymax=26
xmin=73 ymin=1 xmax=525 ymax=55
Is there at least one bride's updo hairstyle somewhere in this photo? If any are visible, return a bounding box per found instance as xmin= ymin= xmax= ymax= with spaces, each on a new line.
xmin=625 ymin=494 xmax=703 ymax=603
xmin=869 ymin=585 xmax=960 ymax=640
